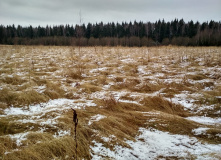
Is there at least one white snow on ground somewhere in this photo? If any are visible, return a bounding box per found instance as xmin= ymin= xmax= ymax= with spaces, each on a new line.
xmin=120 ymin=58 xmax=136 ymax=63
xmin=2 ymin=98 xmax=96 ymax=117
xmin=39 ymin=117 xmax=60 ymax=126
xmin=168 ymin=92 xmax=196 ymax=110
xmin=1 ymin=47 xmax=221 ymax=159
xmin=192 ymin=127 xmax=210 ymax=136
xmin=53 ymin=130 xmax=71 ymax=138
xmin=4 ymin=129 xmax=71 ymax=147
xmin=118 ymin=99 xmax=141 ymax=105
xmin=103 ymin=82 xmax=114 ymax=90
xmin=101 ymin=135 xmax=116 ymax=143
xmin=0 ymin=98 xmax=97 ymax=147
xmin=90 ymin=67 xmax=109 ymax=73
xmin=33 ymin=85 xmax=46 ymax=93
xmin=91 ymin=128 xmax=221 ymax=160
xmin=138 ymin=66 xmax=151 ymax=75
xmin=91 ymin=91 xmax=124 ymax=100
xmin=167 ymin=92 xmax=218 ymax=115
xmin=91 ymin=90 xmax=164 ymax=106
xmin=196 ymin=105 xmax=216 ymax=113
xmin=3 ymin=99 xmax=75 ymax=116
xmin=186 ymin=116 xmax=221 ymax=125
xmin=88 ymin=114 xmax=107 ymax=125
xmin=142 ymin=111 xmax=161 ymax=116
xmin=8 ymin=132 xmax=29 ymax=146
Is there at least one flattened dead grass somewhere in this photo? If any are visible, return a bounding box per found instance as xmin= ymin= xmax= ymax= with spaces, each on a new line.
xmin=1 ymin=45 xmax=221 ymax=159
xmin=0 ymin=75 xmax=27 ymax=85
xmin=43 ymin=81 xmax=65 ymax=99
xmin=141 ymin=96 xmax=188 ymax=117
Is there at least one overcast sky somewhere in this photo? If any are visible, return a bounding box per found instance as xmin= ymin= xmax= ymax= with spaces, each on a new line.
xmin=0 ymin=0 xmax=220 ymax=27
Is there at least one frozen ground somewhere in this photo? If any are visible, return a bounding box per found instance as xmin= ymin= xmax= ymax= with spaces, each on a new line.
xmin=91 ymin=128 xmax=221 ymax=160
xmin=0 ymin=46 xmax=220 ymax=159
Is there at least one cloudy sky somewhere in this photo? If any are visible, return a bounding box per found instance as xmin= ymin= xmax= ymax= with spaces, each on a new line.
xmin=0 ymin=0 xmax=220 ymax=26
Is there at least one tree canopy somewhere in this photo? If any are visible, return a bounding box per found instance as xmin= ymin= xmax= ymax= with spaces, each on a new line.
xmin=0 ymin=19 xmax=220 ymax=46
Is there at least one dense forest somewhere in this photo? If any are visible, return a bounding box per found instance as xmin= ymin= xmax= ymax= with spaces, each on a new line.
xmin=0 ymin=19 xmax=221 ymax=46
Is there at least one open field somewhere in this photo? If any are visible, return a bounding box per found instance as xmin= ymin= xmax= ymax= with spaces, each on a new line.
xmin=0 ymin=45 xmax=221 ymax=160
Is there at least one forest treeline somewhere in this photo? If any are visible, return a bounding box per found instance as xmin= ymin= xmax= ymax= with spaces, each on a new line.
xmin=0 ymin=19 xmax=221 ymax=46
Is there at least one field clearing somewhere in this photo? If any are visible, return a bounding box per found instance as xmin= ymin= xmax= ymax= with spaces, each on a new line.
xmin=0 ymin=45 xmax=221 ymax=160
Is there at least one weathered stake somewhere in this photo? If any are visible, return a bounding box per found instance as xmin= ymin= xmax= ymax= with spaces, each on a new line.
xmin=71 ymin=108 xmax=78 ymax=160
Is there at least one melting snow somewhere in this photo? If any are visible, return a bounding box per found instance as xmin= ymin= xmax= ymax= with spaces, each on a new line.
xmin=186 ymin=116 xmax=221 ymax=125
xmin=88 ymin=114 xmax=107 ymax=125
xmin=0 ymin=98 xmax=97 ymax=145
xmin=90 ymin=67 xmax=109 ymax=73
xmin=8 ymin=132 xmax=29 ymax=146
xmin=120 ymin=58 xmax=136 ymax=63
xmin=169 ymin=92 xmax=196 ymax=110
xmin=3 ymin=98 xmax=96 ymax=116
xmin=138 ymin=66 xmax=151 ymax=75
xmin=91 ymin=128 xmax=221 ymax=160
xmin=192 ymin=127 xmax=210 ymax=135
xmin=34 ymin=85 xmax=46 ymax=93
xmin=53 ymin=130 xmax=71 ymax=138
xmin=4 ymin=99 xmax=74 ymax=116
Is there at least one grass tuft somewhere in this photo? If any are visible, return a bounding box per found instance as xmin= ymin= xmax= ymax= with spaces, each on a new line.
xmin=141 ymin=96 xmax=188 ymax=117
xmin=65 ymin=68 xmax=83 ymax=79
xmin=1 ymin=75 xmax=27 ymax=85
xmin=43 ymin=81 xmax=65 ymax=99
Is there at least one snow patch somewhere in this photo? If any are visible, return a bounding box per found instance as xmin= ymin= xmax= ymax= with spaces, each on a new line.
xmin=91 ymin=128 xmax=221 ymax=160
xmin=88 ymin=114 xmax=106 ymax=125
xmin=34 ymin=85 xmax=46 ymax=93
xmin=4 ymin=99 xmax=75 ymax=116
xmin=186 ymin=116 xmax=221 ymax=125
xmin=192 ymin=127 xmax=210 ymax=135
xmin=53 ymin=130 xmax=71 ymax=138
xmin=138 ymin=66 xmax=151 ymax=75
xmin=169 ymin=92 xmax=196 ymax=110
xmin=9 ymin=132 xmax=29 ymax=146
xmin=3 ymin=98 xmax=96 ymax=117
xmin=120 ymin=58 xmax=136 ymax=63
xmin=90 ymin=67 xmax=109 ymax=73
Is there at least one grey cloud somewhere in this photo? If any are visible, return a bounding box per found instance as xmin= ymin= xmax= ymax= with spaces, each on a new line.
xmin=0 ymin=0 xmax=220 ymax=26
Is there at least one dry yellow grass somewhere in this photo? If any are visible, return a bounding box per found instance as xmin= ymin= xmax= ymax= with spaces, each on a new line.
xmin=0 ymin=45 xmax=221 ymax=159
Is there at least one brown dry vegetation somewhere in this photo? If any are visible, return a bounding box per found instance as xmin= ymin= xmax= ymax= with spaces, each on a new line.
xmin=0 ymin=45 xmax=221 ymax=159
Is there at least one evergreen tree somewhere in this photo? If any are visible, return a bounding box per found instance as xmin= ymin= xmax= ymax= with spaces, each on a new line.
xmin=0 ymin=19 xmax=220 ymax=46
xmin=0 ymin=25 xmax=5 ymax=43
xmin=28 ymin=25 xmax=34 ymax=38
xmin=86 ymin=23 xmax=92 ymax=38
xmin=178 ymin=19 xmax=185 ymax=37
